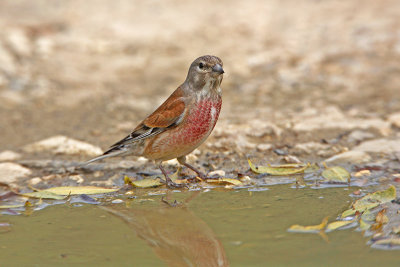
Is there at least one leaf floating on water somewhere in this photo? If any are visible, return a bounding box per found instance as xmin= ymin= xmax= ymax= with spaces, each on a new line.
xmin=341 ymin=185 xmax=396 ymax=218
xmin=304 ymin=163 xmax=320 ymax=173
xmin=359 ymin=219 xmax=372 ymax=231
xmin=248 ymin=159 xmax=307 ymax=175
xmin=326 ymin=220 xmax=355 ymax=231
xmin=0 ymin=203 xmax=27 ymax=209
xmin=206 ymin=178 xmax=242 ymax=185
xmin=288 ymin=217 xmax=328 ymax=233
xmin=44 ymin=186 xmax=119 ymax=195
xmin=125 ymin=176 xmax=163 ymax=188
xmin=361 ymin=209 xmax=375 ymax=222
xmin=322 ymin=166 xmax=350 ymax=183
xmin=21 ymin=191 xmax=66 ymax=200
xmin=341 ymin=208 xmax=357 ymax=218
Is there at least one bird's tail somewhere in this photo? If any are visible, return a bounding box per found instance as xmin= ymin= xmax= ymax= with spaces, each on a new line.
xmin=82 ymin=149 xmax=126 ymax=166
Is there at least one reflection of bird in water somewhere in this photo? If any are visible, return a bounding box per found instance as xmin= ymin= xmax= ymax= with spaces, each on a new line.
xmin=102 ymin=194 xmax=228 ymax=267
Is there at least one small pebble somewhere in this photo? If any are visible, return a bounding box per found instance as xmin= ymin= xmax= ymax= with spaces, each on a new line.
xmin=354 ymin=170 xmax=371 ymax=177
xmin=239 ymin=175 xmax=252 ymax=182
xmin=29 ymin=177 xmax=42 ymax=185
xmin=274 ymin=149 xmax=288 ymax=156
xmin=69 ymin=174 xmax=84 ymax=184
xmin=111 ymin=199 xmax=124 ymax=204
xmin=208 ymin=170 xmax=225 ymax=177
xmin=0 ymin=150 xmax=21 ymax=162
xmin=257 ymin=144 xmax=272 ymax=152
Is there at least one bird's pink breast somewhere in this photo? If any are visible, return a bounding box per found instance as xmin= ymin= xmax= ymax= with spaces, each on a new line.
xmin=145 ymin=97 xmax=222 ymax=161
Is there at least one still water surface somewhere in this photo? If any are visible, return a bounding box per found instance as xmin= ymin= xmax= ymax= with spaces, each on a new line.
xmin=1 ymin=185 xmax=398 ymax=266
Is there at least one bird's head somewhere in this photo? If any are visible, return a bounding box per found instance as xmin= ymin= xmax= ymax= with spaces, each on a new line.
xmin=184 ymin=55 xmax=224 ymax=95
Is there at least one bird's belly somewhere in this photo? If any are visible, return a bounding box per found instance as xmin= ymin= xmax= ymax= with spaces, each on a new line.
xmin=144 ymin=98 xmax=222 ymax=161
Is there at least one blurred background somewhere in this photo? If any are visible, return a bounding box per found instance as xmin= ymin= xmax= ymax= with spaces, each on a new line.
xmin=0 ymin=0 xmax=399 ymax=160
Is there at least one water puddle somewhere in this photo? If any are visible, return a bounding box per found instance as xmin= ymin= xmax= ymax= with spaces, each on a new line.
xmin=1 ymin=185 xmax=399 ymax=266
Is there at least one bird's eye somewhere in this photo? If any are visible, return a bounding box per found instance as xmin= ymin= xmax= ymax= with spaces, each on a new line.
xmin=199 ymin=63 xmax=204 ymax=69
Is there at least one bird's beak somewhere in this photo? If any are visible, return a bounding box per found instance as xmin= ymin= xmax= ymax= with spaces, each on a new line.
xmin=212 ymin=64 xmax=224 ymax=74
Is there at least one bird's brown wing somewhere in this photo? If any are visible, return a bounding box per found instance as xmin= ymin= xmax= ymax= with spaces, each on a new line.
xmin=105 ymin=87 xmax=186 ymax=152
xmin=142 ymin=87 xmax=186 ymax=128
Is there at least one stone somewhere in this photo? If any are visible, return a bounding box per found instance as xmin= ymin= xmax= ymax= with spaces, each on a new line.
xmin=388 ymin=113 xmax=400 ymax=128
xmin=0 ymin=162 xmax=32 ymax=183
xmin=283 ymin=155 xmax=302 ymax=163
xmin=294 ymin=142 xmax=329 ymax=154
xmin=6 ymin=29 xmax=32 ymax=56
xmin=69 ymin=174 xmax=84 ymax=184
xmin=257 ymin=144 xmax=272 ymax=152
xmin=208 ymin=170 xmax=226 ymax=177
xmin=24 ymin=135 xmax=103 ymax=156
xmin=347 ymin=130 xmax=374 ymax=143
xmin=29 ymin=177 xmax=43 ymax=185
xmin=0 ymin=150 xmax=21 ymax=162
xmin=353 ymin=138 xmax=400 ymax=154
xmin=0 ymin=42 xmax=16 ymax=74
xmin=325 ymin=151 xmax=371 ymax=164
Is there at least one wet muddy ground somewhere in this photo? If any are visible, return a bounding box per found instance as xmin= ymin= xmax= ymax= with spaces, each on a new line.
xmin=1 ymin=0 xmax=400 ymax=265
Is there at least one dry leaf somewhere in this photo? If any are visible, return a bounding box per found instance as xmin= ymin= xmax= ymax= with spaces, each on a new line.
xmin=125 ymin=176 xmax=163 ymax=188
xmin=322 ymin=166 xmax=350 ymax=183
xmin=375 ymin=209 xmax=389 ymax=224
xmin=288 ymin=217 xmax=328 ymax=233
xmin=43 ymin=186 xmax=119 ymax=195
xmin=248 ymin=159 xmax=307 ymax=175
xmin=326 ymin=220 xmax=355 ymax=231
xmin=341 ymin=185 xmax=396 ymax=218
xmin=206 ymin=178 xmax=242 ymax=185
xmin=21 ymin=191 xmax=66 ymax=200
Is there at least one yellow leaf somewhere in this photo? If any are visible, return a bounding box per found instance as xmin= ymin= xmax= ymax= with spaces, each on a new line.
xmin=288 ymin=217 xmax=329 ymax=233
xmin=341 ymin=208 xmax=357 ymax=218
xmin=43 ymin=186 xmax=119 ymax=195
xmin=359 ymin=219 xmax=371 ymax=231
xmin=304 ymin=163 xmax=320 ymax=173
xmin=341 ymin=185 xmax=396 ymax=218
xmin=21 ymin=191 xmax=66 ymax=200
xmin=322 ymin=166 xmax=350 ymax=183
xmin=248 ymin=159 xmax=307 ymax=175
xmin=206 ymin=178 xmax=242 ymax=185
xmin=326 ymin=220 xmax=355 ymax=231
xmin=129 ymin=178 xmax=163 ymax=188
xmin=0 ymin=203 xmax=27 ymax=209
xmin=361 ymin=209 xmax=376 ymax=222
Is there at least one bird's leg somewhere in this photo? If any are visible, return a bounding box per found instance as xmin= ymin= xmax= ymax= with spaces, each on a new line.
xmin=177 ymin=156 xmax=210 ymax=180
xmin=158 ymin=163 xmax=186 ymax=189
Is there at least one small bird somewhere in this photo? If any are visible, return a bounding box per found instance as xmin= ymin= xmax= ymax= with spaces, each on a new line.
xmin=87 ymin=55 xmax=224 ymax=188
